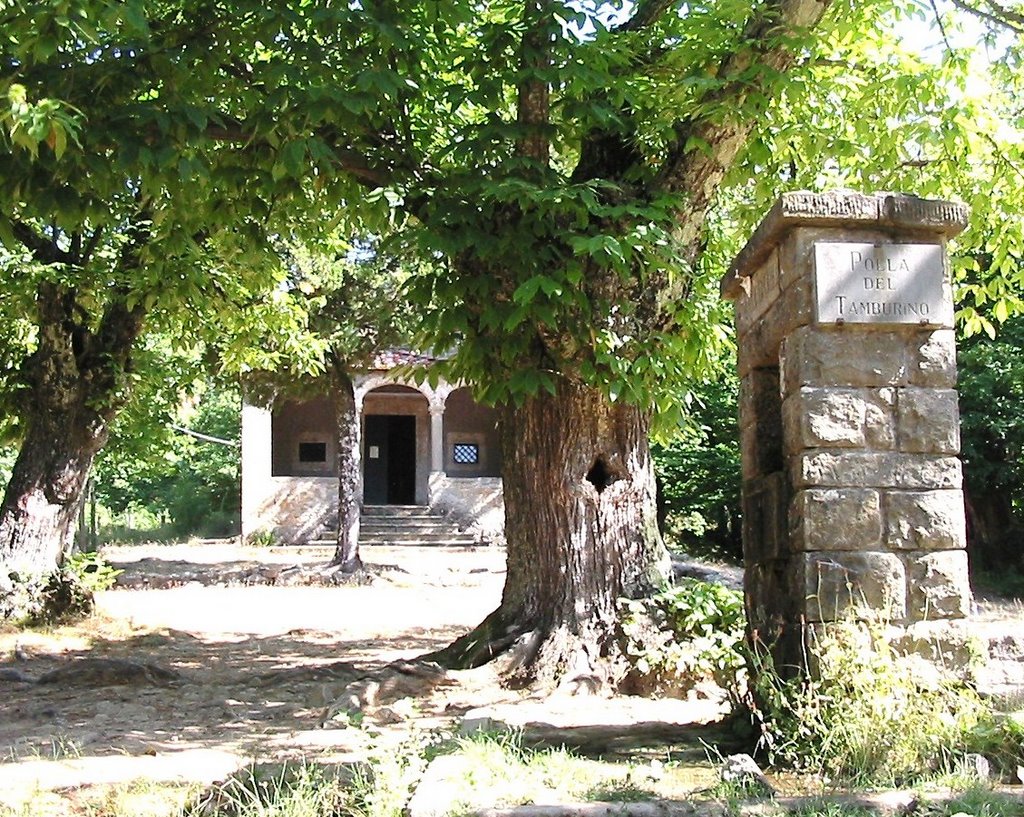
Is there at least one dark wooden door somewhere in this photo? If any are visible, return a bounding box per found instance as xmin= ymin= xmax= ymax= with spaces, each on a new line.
xmin=363 ymin=415 xmax=417 ymax=504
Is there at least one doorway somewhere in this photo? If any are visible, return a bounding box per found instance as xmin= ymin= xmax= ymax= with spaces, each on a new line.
xmin=363 ymin=415 xmax=417 ymax=505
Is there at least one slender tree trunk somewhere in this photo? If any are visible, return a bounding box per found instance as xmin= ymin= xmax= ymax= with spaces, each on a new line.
xmin=331 ymin=368 xmax=362 ymax=572
xmin=429 ymin=380 xmax=670 ymax=685
xmin=964 ymin=487 xmax=1021 ymax=571
xmin=0 ymin=282 xmax=143 ymax=621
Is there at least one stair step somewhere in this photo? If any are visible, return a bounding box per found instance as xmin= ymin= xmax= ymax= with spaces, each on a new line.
xmin=361 ymin=519 xmax=462 ymax=530
xmin=362 ymin=505 xmax=438 ymax=517
xmin=363 ymin=528 xmax=473 ymax=538
xmin=314 ymin=504 xmax=481 ymax=547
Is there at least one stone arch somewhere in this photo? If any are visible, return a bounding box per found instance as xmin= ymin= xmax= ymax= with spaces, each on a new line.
xmin=361 ymin=382 xmax=432 ymax=505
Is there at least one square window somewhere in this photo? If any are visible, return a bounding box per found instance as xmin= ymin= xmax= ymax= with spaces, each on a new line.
xmin=298 ymin=441 xmax=328 ymax=463
xmin=452 ymin=443 xmax=479 ymax=465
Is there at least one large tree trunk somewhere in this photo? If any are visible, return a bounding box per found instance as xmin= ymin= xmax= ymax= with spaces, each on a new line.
xmin=0 ymin=414 xmax=105 ymax=620
xmin=429 ymin=380 xmax=670 ymax=686
xmin=0 ymin=282 xmax=143 ymax=621
xmin=331 ymin=368 xmax=362 ymax=572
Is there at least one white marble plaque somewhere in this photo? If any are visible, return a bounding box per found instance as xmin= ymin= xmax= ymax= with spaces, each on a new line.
xmin=814 ymin=242 xmax=953 ymax=326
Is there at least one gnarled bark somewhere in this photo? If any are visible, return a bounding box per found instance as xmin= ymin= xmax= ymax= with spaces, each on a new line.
xmin=0 ymin=281 xmax=144 ymax=621
xmin=428 ymin=380 xmax=670 ymax=686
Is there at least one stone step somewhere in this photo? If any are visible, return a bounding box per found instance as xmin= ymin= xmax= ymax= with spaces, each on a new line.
xmin=316 ymin=504 xmax=480 ymax=547
xmin=362 ymin=505 xmax=438 ymax=518
xmin=307 ymin=536 xmax=480 ymax=548
xmin=361 ymin=518 xmax=463 ymax=531
xmin=361 ymin=529 xmax=476 ymax=542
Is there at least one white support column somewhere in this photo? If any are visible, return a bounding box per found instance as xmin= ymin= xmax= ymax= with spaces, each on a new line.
xmin=353 ymin=388 xmax=365 ymax=502
xmin=240 ymin=400 xmax=273 ymax=541
xmin=428 ymin=393 xmax=449 ymax=505
xmin=429 ymin=403 xmax=445 ymax=473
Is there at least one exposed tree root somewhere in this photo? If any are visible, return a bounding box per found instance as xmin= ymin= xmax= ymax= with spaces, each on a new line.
xmin=422 ymin=608 xmax=531 ymax=670
xmin=423 ymin=608 xmax=631 ymax=694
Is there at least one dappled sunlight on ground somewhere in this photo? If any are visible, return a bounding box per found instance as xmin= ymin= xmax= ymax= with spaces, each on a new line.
xmin=0 ymin=544 xmax=508 ymax=808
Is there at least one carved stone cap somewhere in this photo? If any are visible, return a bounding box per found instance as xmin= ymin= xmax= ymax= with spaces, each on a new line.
xmin=721 ymin=191 xmax=970 ymax=300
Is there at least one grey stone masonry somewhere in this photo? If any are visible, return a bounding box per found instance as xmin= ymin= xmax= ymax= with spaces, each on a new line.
xmin=723 ymin=191 xmax=971 ymax=663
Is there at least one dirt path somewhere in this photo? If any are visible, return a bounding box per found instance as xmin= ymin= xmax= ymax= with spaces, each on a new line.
xmin=2 ymin=543 xmax=1022 ymax=813
xmin=0 ymin=544 xmax=514 ymax=804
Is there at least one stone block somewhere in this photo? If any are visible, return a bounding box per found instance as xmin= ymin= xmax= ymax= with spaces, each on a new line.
xmin=909 ymin=329 xmax=957 ymax=388
xmin=742 ymin=473 xmax=787 ymax=565
xmin=897 ymin=388 xmax=960 ymax=454
xmin=783 ymin=387 xmax=866 ymax=449
xmin=884 ymin=490 xmax=966 ymax=551
xmin=792 ymin=451 xmax=962 ymax=490
xmin=783 ymin=387 xmax=896 ymax=452
xmin=737 ymin=281 xmax=813 ymax=378
xmin=792 ymin=451 xmax=897 ymax=488
xmin=791 ymin=488 xmax=882 ymax=551
xmin=864 ymin=388 xmax=897 ymax=449
xmin=735 ymin=250 xmax=781 ymax=336
xmin=906 ymin=550 xmax=971 ymax=620
xmin=781 ymin=325 xmax=909 ymax=392
xmin=800 ymin=551 xmax=907 ymax=623
xmin=737 ymin=314 xmax=778 ymax=377
xmin=773 ymin=274 xmax=815 ymax=339
xmin=895 ymin=454 xmax=963 ymax=489
xmin=887 ymin=620 xmax=978 ymax=676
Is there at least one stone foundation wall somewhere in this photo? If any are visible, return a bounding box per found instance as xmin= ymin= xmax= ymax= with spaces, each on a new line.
xmin=244 ymin=477 xmax=337 ymax=545
xmin=429 ymin=475 xmax=505 ymax=545
xmin=244 ymin=473 xmax=505 ymax=546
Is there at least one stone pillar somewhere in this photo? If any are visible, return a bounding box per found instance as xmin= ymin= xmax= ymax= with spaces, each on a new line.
xmin=430 ymin=403 xmax=445 ymax=473
xmin=721 ymin=191 xmax=971 ymax=665
xmin=428 ymin=395 xmax=448 ymax=505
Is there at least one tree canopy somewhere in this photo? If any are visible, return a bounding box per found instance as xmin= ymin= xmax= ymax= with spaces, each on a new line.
xmin=3 ymin=0 xmax=1023 ymax=659
xmin=4 ymin=0 xmax=1021 ymax=428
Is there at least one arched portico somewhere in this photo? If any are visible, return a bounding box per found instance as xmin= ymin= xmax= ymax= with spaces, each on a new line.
xmin=241 ymin=363 xmax=504 ymax=544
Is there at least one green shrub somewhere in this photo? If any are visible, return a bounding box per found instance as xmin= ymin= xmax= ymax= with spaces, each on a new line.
xmin=749 ymin=618 xmax=991 ymax=787
xmin=963 ymin=708 xmax=1024 ymax=780
xmin=245 ymin=528 xmax=277 ymax=547
xmin=620 ymin=578 xmax=746 ymax=696
xmin=65 ymin=551 xmax=122 ymax=592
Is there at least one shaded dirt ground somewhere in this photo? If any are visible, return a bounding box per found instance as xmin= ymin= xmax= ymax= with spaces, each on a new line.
xmin=2 ymin=543 xmax=1022 ymax=815
xmin=0 ymin=543 xmax=525 ymax=807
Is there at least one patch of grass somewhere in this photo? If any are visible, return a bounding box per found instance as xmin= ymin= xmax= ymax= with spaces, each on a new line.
xmin=344 ymin=735 xmax=435 ymax=817
xmin=582 ymin=781 xmax=657 ymax=803
xmin=788 ymin=804 xmax=875 ymax=817
xmin=80 ymin=780 xmax=198 ymax=817
xmin=750 ymin=616 xmax=994 ymax=788
xmin=0 ymin=781 xmax=198 ymax=817
xmin=432 ymin=730 xmax=709 ymax=813
xmin=919 ymin=786 xmax=1024 ymax=817
xmin=187 ymin=762 xmax=348 ymax=817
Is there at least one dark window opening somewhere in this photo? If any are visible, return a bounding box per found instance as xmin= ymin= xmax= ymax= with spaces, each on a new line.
xmin=453 ymin=443 xmax=480 ymax=465
xmin=585 ymin=457 xmax=620 ymax=494
xmin=298 ymin=441 xmax=328 ymax=463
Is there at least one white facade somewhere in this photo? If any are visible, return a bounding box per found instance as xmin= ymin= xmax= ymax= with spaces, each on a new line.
xmin=241 ymin=366 xmax=504 ymax=545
